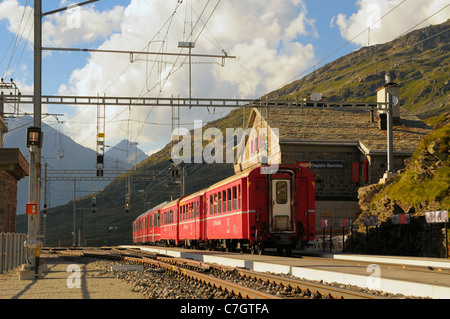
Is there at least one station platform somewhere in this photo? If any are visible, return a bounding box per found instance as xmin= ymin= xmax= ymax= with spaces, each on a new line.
xmin=126 ymin=245 xmax=450 ymax=299
xmin=0 ymin=255 xmax=143 ymax=299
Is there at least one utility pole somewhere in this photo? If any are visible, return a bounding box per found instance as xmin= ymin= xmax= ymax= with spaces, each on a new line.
xmin=22 ymin=0 xmax=43 ymax=279
xmin=21 ymin=0 xmax=102 ymax=279
xmin=73 ymin=179 xmax=76 ymax=246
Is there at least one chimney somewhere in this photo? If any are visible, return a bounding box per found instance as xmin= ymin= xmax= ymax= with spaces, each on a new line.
xmin=385 ymin=73 xmax=391 ymax=83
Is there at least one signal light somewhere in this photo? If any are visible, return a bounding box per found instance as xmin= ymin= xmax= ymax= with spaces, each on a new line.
xmin=26 ymin=127 xmax=43 ymax=147
xmin=125 ymin=202 xmax=130 ymax=213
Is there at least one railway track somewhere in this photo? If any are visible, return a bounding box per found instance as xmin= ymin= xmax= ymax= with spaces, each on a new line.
xmin=47 ymin=247 xmax=389 ymax=299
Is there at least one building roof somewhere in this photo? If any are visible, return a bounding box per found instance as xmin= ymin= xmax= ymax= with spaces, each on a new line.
xmin=258 ymin=106 xmax=432 ymax=154
xmin=0 ymin=148 xmax=29 ymax=179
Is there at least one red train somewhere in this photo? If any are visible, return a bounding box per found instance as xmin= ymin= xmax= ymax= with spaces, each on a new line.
xmin=132 ymin=164 xmax=315 ymax=255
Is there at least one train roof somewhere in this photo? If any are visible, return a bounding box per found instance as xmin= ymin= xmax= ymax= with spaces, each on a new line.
xmin=177 ymin=169 xmax=254 ymax=203
xmin=204 ymin=168 xmax=253 ymax=192
xmin=134 ymin=201 xmax=168 ymax=221
xmin=161 ymin=198 xmax=180 ymax=210
xmin=180 ymin=189 xmax=205 ymax=203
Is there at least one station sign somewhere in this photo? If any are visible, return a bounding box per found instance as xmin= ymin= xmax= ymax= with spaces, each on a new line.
xmin=425 ymin=210 xmax=449 ymax=223
xmin=296 ymin=161 xmax=344 ymax=169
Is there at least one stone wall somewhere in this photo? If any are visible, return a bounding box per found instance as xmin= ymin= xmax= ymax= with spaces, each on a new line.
xmin=281 ymin=143 xmax=363 ymax=199
xmin=367 ymin=154 xmax=409 ymax=184
xmin=0 ymin=148 xmax=29 ymax=233
xmin=0 ymin=170 xmax=18 ymax=233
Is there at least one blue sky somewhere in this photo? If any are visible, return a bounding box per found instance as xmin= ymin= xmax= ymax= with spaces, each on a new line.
xmin=0 ymin=0 xmax=448 ymax=155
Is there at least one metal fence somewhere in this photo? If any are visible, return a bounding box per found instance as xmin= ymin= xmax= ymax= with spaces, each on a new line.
xmin=0 ymin=233 xmax=27 ymax=274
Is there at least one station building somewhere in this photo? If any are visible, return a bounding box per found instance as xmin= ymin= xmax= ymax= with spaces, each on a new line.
xmin=234 ymin=83 xmax=433 ymax=232
xmin=0 ymin=148 xmax=29 ymax=233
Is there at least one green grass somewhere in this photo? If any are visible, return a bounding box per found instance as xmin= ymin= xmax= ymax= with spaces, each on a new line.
xmin=373 ymin=124 xmax=450 ymax=210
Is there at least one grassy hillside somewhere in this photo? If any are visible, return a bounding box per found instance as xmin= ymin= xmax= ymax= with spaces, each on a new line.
xmin=17 ymin=107 xmax=249 ymax=246
xmin=266 ymin=19 xmax=450 ymax=118
xmin=354 ymin=113 xmax=449 ymax=256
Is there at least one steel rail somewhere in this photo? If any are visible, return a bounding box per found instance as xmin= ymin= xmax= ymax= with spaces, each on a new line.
xmin=235 ymin=267 xmax=389 ymax=300
xmin=122 ymin=256 xmax=280 ymax=299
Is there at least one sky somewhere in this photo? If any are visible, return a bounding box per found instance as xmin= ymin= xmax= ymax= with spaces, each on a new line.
xmin=0 ymin=0 xmax=449 ymax=157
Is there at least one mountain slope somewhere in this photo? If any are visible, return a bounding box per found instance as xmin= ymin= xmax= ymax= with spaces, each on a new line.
xmin=104 ymin=139 xmax=148 ymax=166
xmin=267 ymin=19 xmax=450 ymax=118
xmin=4 ymin=116 xmax=145 ymax=212
xmin=16 ymin=108 xmax=245 ymax=246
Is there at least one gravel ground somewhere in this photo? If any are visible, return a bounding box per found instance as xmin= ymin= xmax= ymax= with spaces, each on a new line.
xmin=0 ymin=255 xmax=144 ymax=299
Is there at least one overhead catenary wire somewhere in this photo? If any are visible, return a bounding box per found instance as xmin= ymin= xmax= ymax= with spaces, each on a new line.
xmin=59 ymin=1 xmax=225 ymax=156
xmin=279 ymin=0 xmax=409 ymax=90
xmin=277 ymin=1 xmax=449 ymax=101
xmin=1 ymin=0 xmax=33 ymax=79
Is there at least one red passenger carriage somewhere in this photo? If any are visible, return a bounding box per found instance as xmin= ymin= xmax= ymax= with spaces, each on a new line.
xmin=133 ymin=163 xmax=315 ymax=255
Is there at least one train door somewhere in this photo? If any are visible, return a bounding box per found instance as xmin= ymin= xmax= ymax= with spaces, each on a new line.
xmin=271 ymin=179 xmax=293 ymax=232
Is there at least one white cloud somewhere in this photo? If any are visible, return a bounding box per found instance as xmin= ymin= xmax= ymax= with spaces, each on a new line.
xmin=43 ymin=4 xmax=125 ymax=47
xmin=335 ymin=0 xmax=450 ymax=46
xmin=0 ymin=0 xmax=124 ymax=47
xmin=56 ymin=0 xmax=318 ymax=152
xmin=0 ymin=0 xmax=318 ymax=153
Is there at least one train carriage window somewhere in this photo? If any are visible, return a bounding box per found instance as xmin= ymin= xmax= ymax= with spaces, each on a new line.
xmin=196 ymin=200 xmax=199 ymax=217
xmin=233 ymin=186 xmax=237 ymax=210
xmin=209 ymin=195 xmax=213 ymax=215
xmin=227 ymin=188 xmax=231 ymax=211
xmin=238 ymin=185 xmax=241 ymax=209
xmin=218 ymin=192 xmax=222 ymax=213
xmin=222 ymin=190 xmax=226 ymax=212
xmin=276 ymin=181 xmax=288 ymax=204
xmin=214 ymin=194 xmax=217 ymax=214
